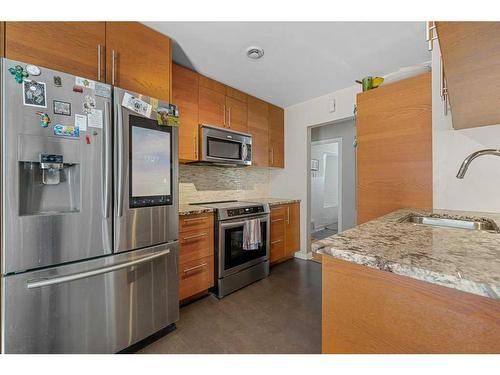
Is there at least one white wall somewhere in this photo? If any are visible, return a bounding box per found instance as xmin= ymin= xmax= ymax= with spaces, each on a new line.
xmin=270 ymin=86 xmax=359 ymax=255
xmin=311 ymin=142 xmax=339 ymax=231
xmin=432 ymin=40 xmax=500 ymax=212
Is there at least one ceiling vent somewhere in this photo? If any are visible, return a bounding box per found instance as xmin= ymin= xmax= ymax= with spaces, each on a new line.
xmin=246 ymin=47 xmax=264 ymax=60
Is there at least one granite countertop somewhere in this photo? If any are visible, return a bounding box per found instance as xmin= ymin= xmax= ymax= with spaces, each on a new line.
xmin=246 ymin=198 xmax=301 ymax=207
xmin=178 ymin=204 xmax=214 ymax=216
xmin=313 ymin=208 xmax=500 ymax=300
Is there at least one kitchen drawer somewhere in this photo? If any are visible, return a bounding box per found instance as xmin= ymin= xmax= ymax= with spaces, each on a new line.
xmin=179 ymin=228 xmax=214 ymax=264
xmin=270 ymin=238 xmax=285 ymax=263
xmin=270 ymin=206 xmax=286 ymax=241
xmin=179 ymin=255 xmax=214 ymax=300
xmin=179 ymin=213 xmax=214 ymax=233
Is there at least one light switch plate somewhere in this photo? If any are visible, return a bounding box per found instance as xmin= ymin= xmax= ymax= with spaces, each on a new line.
xmin=328 ymin=97 xmax=336 ymax=113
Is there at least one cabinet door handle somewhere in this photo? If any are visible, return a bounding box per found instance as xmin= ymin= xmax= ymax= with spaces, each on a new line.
xmin=228 ymin=107 xmax=231 ymax=128
xmin=223 ymin=104 xmax=226 ymax=127
xmin=440 ymin=56 xmax=448 ymax=116
xmin=183 ymin=217 xmax=207 ymax=223
xmin=183 ymin=263 xmax=207 ymax=274
xmin=111 ymin=50 xmax=117 ymax=85
xmin=97 ymin=44 xmax=102 ymax=81
xmin=287 ymin=206 xmax=290 ymax=225
xmin=183 ymin=232 xmax=208 ymax=241
xmin=271 ymin=239 xmax=282 ymax=244
xmin=270 ymin=147 xmax=274 ymax=166
xmin=194 ymin=136 xmax=198 ymax=159
xmin=271 ymin=218 xmax=283 ymax=223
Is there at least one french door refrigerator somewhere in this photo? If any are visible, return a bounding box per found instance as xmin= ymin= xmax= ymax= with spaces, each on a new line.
xmin=0 ymin=58 xmax=179 ymax=353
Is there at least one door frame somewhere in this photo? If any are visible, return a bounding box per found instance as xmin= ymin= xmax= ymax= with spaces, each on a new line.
xmin=310 ymin=137 xmax=343 ymax=235
xmin=307 ymin=116 xmax=355 ymax=252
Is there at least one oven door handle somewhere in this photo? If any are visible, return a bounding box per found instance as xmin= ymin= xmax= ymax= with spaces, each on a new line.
xmin=220 ymin=215 xmax=269 ymax=229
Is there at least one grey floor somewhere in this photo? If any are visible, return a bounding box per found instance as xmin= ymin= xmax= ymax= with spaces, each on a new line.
xmin=139 ymin=259 xmax=321 ymax=354
xmin=311 ymin=227 xmax=338 ymax=241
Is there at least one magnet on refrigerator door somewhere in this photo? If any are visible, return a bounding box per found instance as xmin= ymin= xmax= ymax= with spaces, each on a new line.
xmin=23 ymin=79 xmax=47 ymax=108
xmin=25 ymin=64 xmax=41 ymax=76
xmin=8 ymin=65 xmax=29 ymax=83
xmin=35 ymin=112 xmax=51 ymax=128
xmin=53 ymin=100 xmax=71 ymax=116
xmin=53 ymin=124 xmax=80 ymax=138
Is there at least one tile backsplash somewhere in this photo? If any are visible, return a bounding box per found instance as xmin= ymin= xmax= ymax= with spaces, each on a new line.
xmin=179 ymin=164 xmax=270 ymax=204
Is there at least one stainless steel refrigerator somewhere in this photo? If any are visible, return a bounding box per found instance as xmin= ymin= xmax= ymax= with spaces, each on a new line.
xmin=0 ymin=58 xmax=179 ymax=353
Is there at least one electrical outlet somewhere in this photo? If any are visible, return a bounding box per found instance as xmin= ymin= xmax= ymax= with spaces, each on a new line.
xmin=328 ymin=97 xmax=336 ymax=113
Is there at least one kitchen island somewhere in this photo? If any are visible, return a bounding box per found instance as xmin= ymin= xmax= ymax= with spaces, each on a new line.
xmin=315 ymin=208 xmax=500 ymax=354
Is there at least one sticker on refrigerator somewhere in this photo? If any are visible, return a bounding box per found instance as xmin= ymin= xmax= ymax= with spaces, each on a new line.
xmin=23 ymin=79 xmax=47 ymax=108
xmin=75 ymin=76 xmax=95 ymax=90
xmin=53 ymin=100 xmax=71 ymax=116
xmin=156 ymin=104 xmax=180 ymax=127
xmin=87 ymin=109 xmax=103 ymax=129
xmin=36 ymin=112 xmax=51 ymax=128
xmin=53 ymin=124 xmax=79 ymax=138
xmin=75 ymin=114 xmax=87 ymax=132
xmin=122 ymin=92 xmax=152 ymax=118
xmin=83 ymin=95 xmax=96 ymax=114
xmin=95 ymin=82 xmax=111 ymax=98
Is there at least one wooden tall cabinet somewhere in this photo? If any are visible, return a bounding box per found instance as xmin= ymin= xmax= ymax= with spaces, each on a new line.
xmin=225 ymin=94 xmax=248 ymax=132
xmin=106 ymin=22 xmax=172 ymax=101
xmin=4 ymin=22 xmax=106 ymax=81
xmin=268 ymin=104 xmax=285 ymax=168
xmin=248 ymin=96 xmax=269 ymax=167
xmin=173 ymin=64 xmax=199 ymax=162
xmin=356 ymin=73 xmax=432 ymax=224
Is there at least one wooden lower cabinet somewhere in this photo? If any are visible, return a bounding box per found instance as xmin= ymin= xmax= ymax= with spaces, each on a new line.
xmin=179 ymin=255 xmax=214 ymax=301
xmin=323 ymin=256 xmax=500 ymax=353
xmin=179 ymin=212 xmax=215 ymax=302
xmin=270 ymin=203 xmax=300 ymax=264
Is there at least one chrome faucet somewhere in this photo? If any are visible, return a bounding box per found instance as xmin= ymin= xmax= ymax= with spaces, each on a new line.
xmin=456 ymin=149 xmax=500 ymax=179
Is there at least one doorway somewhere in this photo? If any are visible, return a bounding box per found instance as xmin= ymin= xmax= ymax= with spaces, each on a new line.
xmin=308 ymin=117 xmax=357 ymax=248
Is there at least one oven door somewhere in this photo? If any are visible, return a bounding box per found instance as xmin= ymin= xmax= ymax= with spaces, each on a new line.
xmin=219 ymin=214 xmax=269 ymax=278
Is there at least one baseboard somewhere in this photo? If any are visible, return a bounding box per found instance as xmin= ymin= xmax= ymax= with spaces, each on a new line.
xmin=294 ymin=251 xmax=312 ymax=260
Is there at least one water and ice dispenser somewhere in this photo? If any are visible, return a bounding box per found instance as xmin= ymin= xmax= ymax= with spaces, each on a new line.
xmin=18 ymin=139 xmax=81 ymax=216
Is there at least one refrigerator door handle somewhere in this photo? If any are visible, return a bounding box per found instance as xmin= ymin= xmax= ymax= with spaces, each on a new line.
xmin=26 ymin=249 xmax=171 ymax=289
xmin=103 ymin=101 xmax=112 ymax=219
xmin=116 ymin=103 xmax=124 ymax=217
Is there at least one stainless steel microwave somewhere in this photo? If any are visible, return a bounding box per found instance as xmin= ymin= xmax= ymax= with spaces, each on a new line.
xmin=199 ymin=124 xmax=252 ymax=166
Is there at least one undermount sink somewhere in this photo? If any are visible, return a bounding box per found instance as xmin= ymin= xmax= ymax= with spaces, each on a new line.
xmin=400 ymin=214 xmax=499 ymax=232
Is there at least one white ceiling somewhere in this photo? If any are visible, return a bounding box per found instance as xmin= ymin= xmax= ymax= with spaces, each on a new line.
xmin=144 ymin=22 xmax=430 ymax=108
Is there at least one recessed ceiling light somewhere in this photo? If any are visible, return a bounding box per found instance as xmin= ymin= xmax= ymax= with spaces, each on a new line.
xmin=246 ymin=46 xmax=264 ymax=60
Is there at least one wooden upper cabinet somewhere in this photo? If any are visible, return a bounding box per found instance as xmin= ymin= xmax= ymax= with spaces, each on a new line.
xmin=199 ymin=85 xmax=226 ymax=127
xmin=268 ymin=104 xmax=285 ymax=168
xmin=106 ymin=22 xmax=171 ymax=101
xmin=285 ymin=203 xmax=300 ymax=257
xmin=199 ymin=75 xmax=225 ymax=94
xmin=436 ymin=22 xmax=500 ymax=129
xmin=226 ymin=96 xmax=248 ymax=133
xmin=247 ymin=96 xmax=269 ymax=167
xmin=4 ymin=22 xmax=105 ymax=81
xmin=173 ymin=64 xmax=199 ymax=162
xmin=356 ymin=73 xmax=432 ymax=224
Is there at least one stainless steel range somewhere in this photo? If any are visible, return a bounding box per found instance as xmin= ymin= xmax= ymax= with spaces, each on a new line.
xmin=194 ymin=201 xmax=270 ymax=298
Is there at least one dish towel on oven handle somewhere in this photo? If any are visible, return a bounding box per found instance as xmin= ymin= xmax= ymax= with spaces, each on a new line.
xmin=243 ymin=218 xmax=261 ymax=250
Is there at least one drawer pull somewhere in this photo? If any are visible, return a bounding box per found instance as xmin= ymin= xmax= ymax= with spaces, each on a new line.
xmin=271 ymin=218 xmax=283 ymax=223
xmin=183 ymin=232 xmax=208 ymax=241
xmin=183 ymin=217 xmax=208 ymax=223
xmin=271 ymin=239 xmax=283 ymax=244
xmin=183 ymin=263 xmax=208 ymax=273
